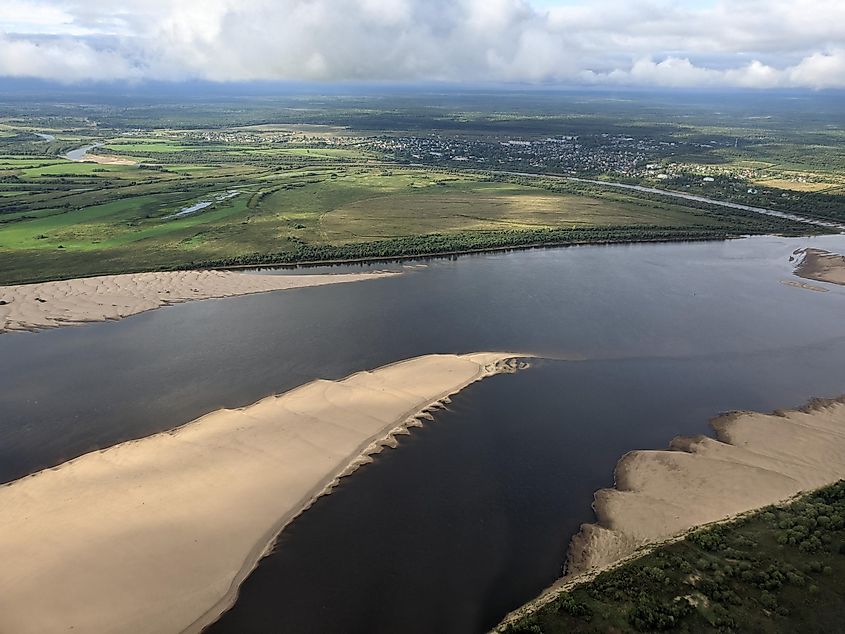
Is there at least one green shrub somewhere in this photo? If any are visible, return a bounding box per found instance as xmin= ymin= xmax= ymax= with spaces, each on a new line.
xmin=628 ymin=597 xmax=693 ymax=632
xmin=555 ymin=594 xmax=593 ymax=619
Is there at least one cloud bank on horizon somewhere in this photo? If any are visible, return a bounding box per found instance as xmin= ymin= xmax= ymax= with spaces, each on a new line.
xmin=1 ymin=0 xmax=844 ymax=88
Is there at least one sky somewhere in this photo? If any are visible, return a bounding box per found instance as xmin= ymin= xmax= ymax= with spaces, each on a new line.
xmin=0 ymin=0 xmax=843 ymax=88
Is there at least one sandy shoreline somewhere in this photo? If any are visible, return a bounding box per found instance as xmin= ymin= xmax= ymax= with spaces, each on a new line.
xmin=0 ymin=269 xmax=398 ymax=334
xmin=794 ymin=248 xmax=845 ymax=286
xmin=497 ymin=396 xmax=845 ymax=629
xmin=0 ymin=352 xmax=524 ymax=634
xmin=567 ymin=397 xmax=845 ymax=578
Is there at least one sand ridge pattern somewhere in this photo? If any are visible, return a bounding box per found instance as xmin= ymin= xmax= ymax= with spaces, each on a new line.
xmin=0 ymin=352 xmax=524 ymax=634
xmin=566 ymin=398 xmax=845 ymax=579
xmin=0 ymin=269 xmax=398 ymax=333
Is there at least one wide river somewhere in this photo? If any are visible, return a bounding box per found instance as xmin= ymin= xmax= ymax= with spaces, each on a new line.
xmin=2 ymin=234 xmax=845 ymax=633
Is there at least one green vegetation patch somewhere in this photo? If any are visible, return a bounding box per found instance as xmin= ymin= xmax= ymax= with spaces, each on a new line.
xmin=0 ymin=94 xmax=837 ymax=284
xmin=320 ymin=182 xmax=710 ymax=242
xmin=0 ymin=157 xmax=819 ymax=284
xmin=504 ymin=481 xmax=845 ymax=634
xmin=104 ymin=141 xmax=197 ymax=153
xmin=20 ymin=162 xmax=137 ymax=178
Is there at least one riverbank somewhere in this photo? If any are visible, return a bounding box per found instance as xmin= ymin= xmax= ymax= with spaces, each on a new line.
xmin=500 ymin=396 xmax=845 ymax=628
xmin=217 ymin=233 xmax=739 ymax=272
xmin=64 ymin=142 xmax=136 ymax=165
xmin=0 ymin=269 xmax=398 ymax=334
xmin=501 ymin=481 xmax=845 ymax=633
xmin=199 ymin=223 xmax=804 ymax=276
xmin=795 ymin=248 xmax=845 ymax=286
xmin=0 ymin=352 xmax=525 ymax=634
xmin=568 ymin=397 xmax=845 ymax=578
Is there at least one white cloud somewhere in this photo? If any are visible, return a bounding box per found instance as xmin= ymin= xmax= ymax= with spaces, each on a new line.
xmin=0 ymin=33 xmax=140 ymax=81
xmin=1 ymin=0 xmax=79 ymax=35
xmin=0 ymin=0 xmax=843 ymax=88
xmin=787 ymin=49 xmax=845 ymax=89
xmin=585 ymin=49 xmax=845 ymax=89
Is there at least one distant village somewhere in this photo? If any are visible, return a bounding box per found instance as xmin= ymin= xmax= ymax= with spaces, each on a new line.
xmin=140 ymin=127 xmax=741 ymax=180
xmin=364 ymin=133 xmax=665 ymax=175
xmin=119 ymin=127 xmax=825 ymax=198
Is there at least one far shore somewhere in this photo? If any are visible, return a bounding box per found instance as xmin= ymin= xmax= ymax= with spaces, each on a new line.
xmin=0 ymin=352 xmax=525 ymax=634
xmin=4 ymin=235 xmax=834 ymax=334
xmin=0 ymin=233 xmax=747 ymax=288
xmin=213 ymin=233 xmax=739 ymax=272
xmin=0 ymin=269 xmax=398 ymax=334
xmin=2 ymin=232 xmax=749 ymax=288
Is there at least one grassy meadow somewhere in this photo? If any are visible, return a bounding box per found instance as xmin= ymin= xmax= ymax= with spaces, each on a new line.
xmin=0 ymin=156 xmax=727 ymax=283
xmin=0 ymin=93 xmax=838 ymax=284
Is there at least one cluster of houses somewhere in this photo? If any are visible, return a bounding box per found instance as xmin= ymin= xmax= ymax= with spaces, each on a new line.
xmin=364 ymin=133 xmax=676 ymax=175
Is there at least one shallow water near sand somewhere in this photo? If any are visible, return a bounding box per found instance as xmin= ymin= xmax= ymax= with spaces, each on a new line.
xmin=2 ymin=234 xmax=845 ymax=633
xmin=164 ymin=190 xmax=241 ymax=219
xmin=63 ymin=143 xmax=102 ymax=161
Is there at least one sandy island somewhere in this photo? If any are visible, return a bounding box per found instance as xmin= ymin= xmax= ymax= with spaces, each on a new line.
xmin=794 ymin=248 xmax=845 ymax=286
xmin=498 ymin=397 xmax=845 ymax=629
xmin=0 ymin=269 xmax=398 ymax=334
xmin=0 ymin=352 xmax=524 ymax=634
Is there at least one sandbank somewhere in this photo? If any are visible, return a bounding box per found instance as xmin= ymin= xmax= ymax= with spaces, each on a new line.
xmin=567 ymin=397 xmax=845 ymax=578
xmin=794 ymin=248 xmax=845 ymax=286
xmin=497 ymin=397 xmax=845 ymax=630
xmin=0 ymin=352 xmax=524 ymax=634
xmin=83 ymin=153 xmax=137 ymax=165
xmin=780 ymin=279 xmax=828 ymax=292
xmin=0 ymin=269 xmax=398 ymax=333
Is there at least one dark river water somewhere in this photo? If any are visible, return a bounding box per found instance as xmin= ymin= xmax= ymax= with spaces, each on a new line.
xmin=2 ymin=235 xmax=845 ymax=633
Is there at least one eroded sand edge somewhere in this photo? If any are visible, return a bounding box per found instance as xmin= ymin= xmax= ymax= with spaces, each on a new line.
xmin=498 ymin=396 xmax=845 ymax=629
xmin=0 ymin=352 xmax=525 ymax=634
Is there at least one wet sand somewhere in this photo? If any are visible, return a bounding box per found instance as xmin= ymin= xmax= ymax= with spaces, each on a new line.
xmin=795 ymin=248 xmax=845 ymax=286
xmin=0 ymin=352 xmax=523 ymax=634
xmin=780 ymin=279 xmax=828 ymax=293
xmin=0 ymin=269 xmax=397 ymax=333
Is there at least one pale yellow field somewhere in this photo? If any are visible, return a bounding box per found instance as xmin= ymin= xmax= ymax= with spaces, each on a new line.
xmin=320 ymin=189 xmax=698 ymax=242
xmin=754 ymin=177 xmax=840 ymax=192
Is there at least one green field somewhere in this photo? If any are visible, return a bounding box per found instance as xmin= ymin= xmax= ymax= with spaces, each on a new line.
xmin=0 ymin=92 xmax=839 ymax=284
xmin=0 ymin=153 xmax=807 ymax=284
xmin=504 ymin=481 xmax=845 ymax=634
